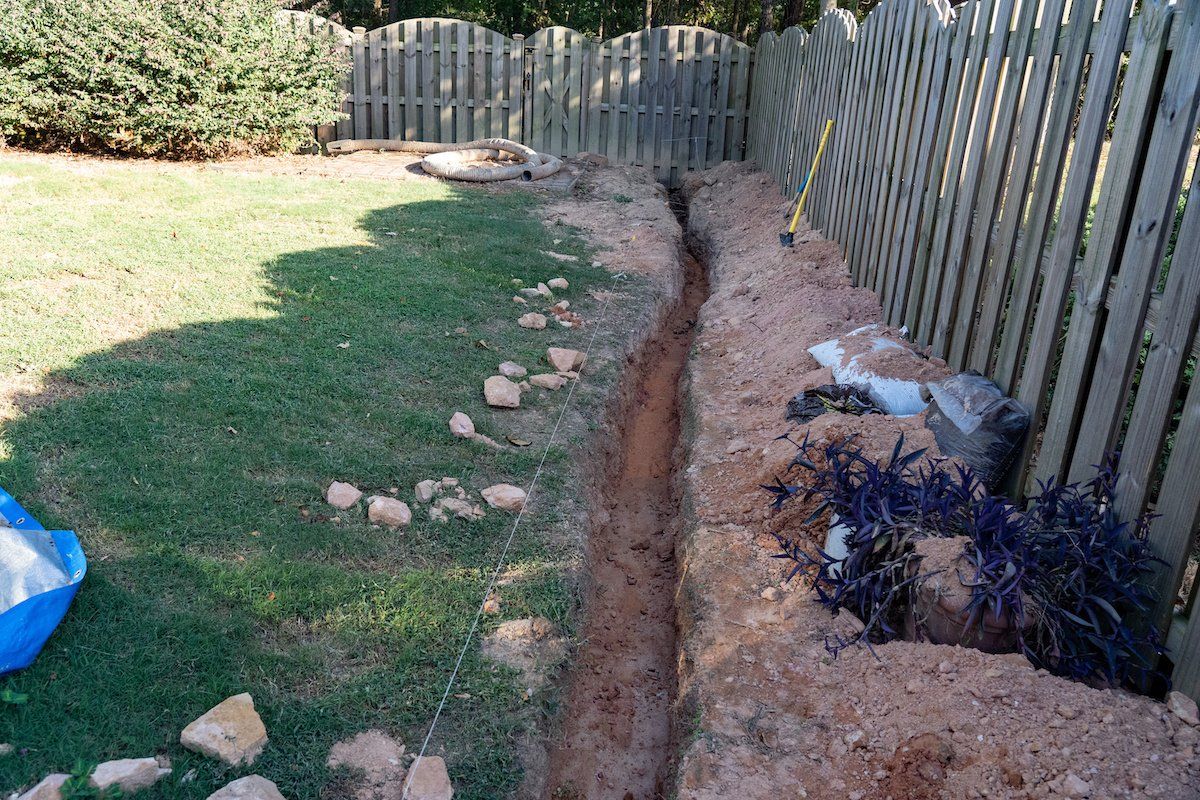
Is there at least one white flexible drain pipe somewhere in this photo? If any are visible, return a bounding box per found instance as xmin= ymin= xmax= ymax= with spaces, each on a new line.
xmin=326 ymin=137 xmax=564 ymax=182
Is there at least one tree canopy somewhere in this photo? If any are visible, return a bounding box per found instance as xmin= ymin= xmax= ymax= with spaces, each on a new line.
xmin=294 ymin=0 xmax=884 ymax=41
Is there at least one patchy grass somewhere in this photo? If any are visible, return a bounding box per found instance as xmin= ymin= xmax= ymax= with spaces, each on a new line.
xmin=0 ymin=154 xmax=625 ymax=798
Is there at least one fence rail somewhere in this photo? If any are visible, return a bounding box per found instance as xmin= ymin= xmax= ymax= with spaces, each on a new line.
xmin=284 ymin=15 xmax=753 ymax=184
xmin=747 ymin=0 xmax=1200 ymax=695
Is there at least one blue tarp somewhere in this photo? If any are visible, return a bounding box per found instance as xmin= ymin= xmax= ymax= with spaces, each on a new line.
xmin=0 ymin=486 xmax=86 ymax=675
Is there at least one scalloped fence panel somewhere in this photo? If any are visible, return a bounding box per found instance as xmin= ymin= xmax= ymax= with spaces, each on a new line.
xmin=297 ymin=18 xmax=752 ymax=184
xmin=747 ymin=0 xmax=1200 ymax=696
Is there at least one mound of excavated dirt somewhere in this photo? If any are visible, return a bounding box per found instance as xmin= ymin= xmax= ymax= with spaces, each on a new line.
xmin=672 ymin=161 xmax=1200 ymax=800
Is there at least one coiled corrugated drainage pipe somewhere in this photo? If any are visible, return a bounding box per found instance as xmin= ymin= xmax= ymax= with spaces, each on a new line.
xmin=326 ymin=138 xmax=564 ymax=182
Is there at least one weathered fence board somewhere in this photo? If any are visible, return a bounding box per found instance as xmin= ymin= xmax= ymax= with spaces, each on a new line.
xmin=746 ymin=0 xmax=1200 ymax=697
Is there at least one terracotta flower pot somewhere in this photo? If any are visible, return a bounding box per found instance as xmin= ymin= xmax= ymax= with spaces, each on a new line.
xmin=904 ymin=536 xmax=1026 ymax=654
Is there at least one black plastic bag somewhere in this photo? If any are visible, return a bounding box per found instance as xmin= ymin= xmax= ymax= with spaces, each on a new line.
xmin=787 ymin=384 xmax=884 ymax=425
xmin=923 ymin=371 xmax=1030 ymax=488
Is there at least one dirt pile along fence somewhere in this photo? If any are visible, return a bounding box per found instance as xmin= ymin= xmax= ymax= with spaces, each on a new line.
xmin=748 ymin=0 xmax=1200 ymax=693
xmin=286 ymin=1 xmax=1200 ymax=695
xmin=281 ymin=13 xmax=752 ymax=184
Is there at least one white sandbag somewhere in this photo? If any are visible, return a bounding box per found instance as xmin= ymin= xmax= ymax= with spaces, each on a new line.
xmin=807 ymin=324 xmax=928 ymax=416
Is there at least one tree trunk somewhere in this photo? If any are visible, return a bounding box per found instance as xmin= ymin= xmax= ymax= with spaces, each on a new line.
xmin=823 ymin=0 xmax=837 ymax=13
xmin=644 ymin=0 xmax=653 ymax=27
xmin=782 ymin=0 xmax=806 ymax=28
xmin=758 ymin=0 xmax=774 ymax=38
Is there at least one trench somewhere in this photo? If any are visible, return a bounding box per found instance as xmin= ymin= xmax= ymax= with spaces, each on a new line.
xmin=542 ymin=195 xmax=708 ymax=800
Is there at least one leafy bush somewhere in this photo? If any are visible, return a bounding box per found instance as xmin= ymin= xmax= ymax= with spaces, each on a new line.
xmin=768 ymin=435 xmax=1165 ymax=688
xmin=0 ymin=0 xmax=347 ymax=157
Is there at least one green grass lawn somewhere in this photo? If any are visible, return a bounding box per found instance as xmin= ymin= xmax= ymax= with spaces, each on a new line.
xmin=0 ymin=154 xmax=631 ymax=798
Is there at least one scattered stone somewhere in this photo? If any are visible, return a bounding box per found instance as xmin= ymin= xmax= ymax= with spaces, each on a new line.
xmin=482 ymin=617 xmax=568 ymax=691
xmin=483 ymin=594 xmax=501 ymax=614
xmin=512 ymin=296 xmax=527 ymax=304
xmin=937 ymin=660 xmax=957 ymax=674
xmin=404 ymin=756 xmax=454 ymax=800
xmin=367 ymin=497 xmax=412 ymax=529
xmin=325 ymin=481 xmax=363 ymax=510
xmin=498 ymin=361 xmax=527 ymax=378
xmin=0 ymin=743 xmax=11 ymax=756
xmin=518 ymin=288 xmax=542 ymax=297
xmin=759 ymin=587 xmax=780 ymax=602
xmin=1168 ymin=691 xmax=1200 ymax=726
xmin=482 ymin=484 xmax=527 ymax=512
xmin=91 ymin=758 xmax=169 ymax=794
xmin=548 ymin=277 xmax=569 ymax=290
xmin=547 ymin=347 xmax=586 ymax=371
xmin=17 ymin=775 xmax=70 ymax=800
xmin=206 ymin=775 xmax=287 ymax=800
xmin=551 ymin=300 xmax=570 ymax=312
xmin=484 ymin=376 xmax=521 ymax=408
xmin=415 ymin=479 xmax=437 ymax=503
xmin=430 ymin=507 xmax=449 ymax=524
xmin=529 ymin=373 xmax=567 ymax=391
xmin=327 ymin=730 xmax=406 ymax=800
xmin=557 ymin=370 xmax=579 ymax=380
xmin=725 ymin=439 xmax=750 ymax=455
xmin=1061 ymin=773 xmax=1091 ymax=797
xmin=436 ymin=498 xmax=485 ymax=521
xmin=518 ymin=380 xmax=532 ymax=392
xmin=536 ymin=282 xmax=552 ymax=296
xmin=181 ymin=693 xmax=268 ymax=766
xmin=448 ymin=412 xmax=475 ymax=438
xmin=543 ymin=251 xmax=578 ymax=263
xmin=518 ymin=313 xmax=547 ymax=330
xmin=1056 ymin=705 xmax=1078 ymax=720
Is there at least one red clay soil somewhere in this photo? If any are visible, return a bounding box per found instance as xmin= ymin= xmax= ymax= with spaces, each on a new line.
xmin=542 ymin=249 xmax=709 ymax=800
xmin=670 ymin=161 xmax=1200 ymax=800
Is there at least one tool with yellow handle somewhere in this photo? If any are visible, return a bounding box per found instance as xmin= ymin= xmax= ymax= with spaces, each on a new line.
xmin=780 ymin=118 xmax=834 ymax=247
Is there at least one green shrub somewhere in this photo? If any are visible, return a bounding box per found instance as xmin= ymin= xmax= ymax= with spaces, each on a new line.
xmin=0 ymin=0 xmax=348 ymax=158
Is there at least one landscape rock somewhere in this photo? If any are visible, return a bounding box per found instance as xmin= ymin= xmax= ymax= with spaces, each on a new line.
xmin=518 ymin=381 xmax=532 ymax=392
xmin=448 ymin=412 xmax=475 ymax=438
xmin=1168 ymin=691 xmax=1200 ymax=726
xmin=498 ymin=361 xmax=527 ymax=378
xmin=0 ymin=743 xmax=11 ymax=756
xmin=548 ymin=277 xmax=569 ymax=290
xmin=367 ymin=497 xmax=412 ymax=528
xmin=327 ymin=730 xmax=406 ymax=800
xmin=436 ymin=498 xmax=485 ymax=521
xmin=404 ymin=756 xmax=454 ymax=800
xmin=536 ymin=282 xmax=552 ymax=295
xmin=543 ymin=251 xmax=578 ymax=263
xmin=206 ymin=775 xmax=286 ymax=800
xmin=551 ymin=300 xmax=570 ymax=311
xmin=430 ymin=506 xmax=449 ymax=523
xmin=517 ymin=313 xmax=547 ymax=330
xmin=529 ymin=374 xmax=567 ymax=391
xmin=518 ymin=287 xmax=542 ymax=297
xmin=481 ymin=484 xmax=527 ymax=512
xmin=325 ymin=481 xmax=363 ymax=510
xmin=414 ymin=479 xmax=437 ymax=503
xmin=547 ymin=347 xmax=586 ymax=371
xmin=91 ymin=757 xmax=167 ymax=794
xmin=181 ymin=693 xmax=268 ymax=766
xmin=512 ymin=295 xmax=527 ymax=304
xmin=483 ymin=376 xmax=521 ymax=408
xmin=16 ymin=775 xmax=69 ymax=800
xmin=481 ymin=617 xmax=568 ymax=690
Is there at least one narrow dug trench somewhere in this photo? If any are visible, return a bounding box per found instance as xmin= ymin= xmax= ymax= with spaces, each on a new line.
xmin=543 ymin=202 xmax=709 ymax=800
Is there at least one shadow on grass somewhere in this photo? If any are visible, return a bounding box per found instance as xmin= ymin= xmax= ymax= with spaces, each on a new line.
xmin=0 ymin=194 xmax=606 ymax=799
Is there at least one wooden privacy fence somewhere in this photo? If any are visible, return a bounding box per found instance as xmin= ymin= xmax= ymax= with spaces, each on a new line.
xmin=748 ymin=0 xmax=1200 ymax=694
xmin=283 ymin=14 xmax=753 ymax=184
